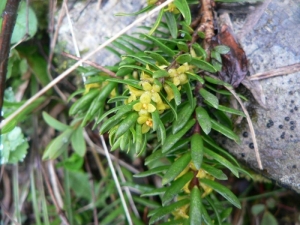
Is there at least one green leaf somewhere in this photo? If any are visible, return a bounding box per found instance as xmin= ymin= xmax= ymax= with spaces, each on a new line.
xmin=195 ymin=106 xmax=211 ymax=135
xmin=106 ymin=78 xmax=142 ymax=90
xmin=145 ymin=51 xmax=170 ymax=65
xmin=162 ymin=119 xmax=195 ymax=153
xmin=199 ymin=88 xmax=219 ymax=108
xmin=68 ymin=170 xmax=91 ymax=200
xmin=141 ymin=187 xmax=168 ymax=197
xmin=145 ymin=149 xmax=165 ymax=166
xmin=42 ymin=112 xmax=69 ymax=131
xmin=137 ymin=134 xmax=147 ymax=156
xmin=132 ymin=195 xmax=160 ymax=208
xmin=251 ymin=204 xmax=265 ymax=216
xmin=201 ymin=163 xmax=228 ymax=180
xmin=121 ymin=35 xmax=152 ymax=48
xmin=107 ymin=96 xmax=128 ymax=103
xmin=71 ymin=127 xmax=86 ymax=157
xmin=204 ymin=75 xmax=226 ymax=85
xmin=57 ymin=153 xmax=84 ymax=171
xmin=217 ymin=105 xmax=246 ymax=117
xmin=11 ymin=1 xmax=37 ymax=44
xmin=153 ymin=70 xmax=170 ymax=78
xmin=2 ymin=126 xmax=29 ymax=164
xmin=135 ymin=123 xmax=143 ymax=153
xmin=220 ymin=207 xmax=233 ymax=222
xmin=149 ymin=199 xmax=190 ymax=224
xmin=99 ymin=114 xmax=121 ymax=134
xmin=151 ymin=110 xmax=160 ymax=131
xmin=159 ymin=219 xmax=186 ymax=225
xmin=261 ymin=211 xmax=278 ymax=225
xmin=111 ymin=40 xmax=135 ymax=54
xmin=165 ymin=81 xmax=181 ymax=105
xmin=202 ymin=135 xmax=240 ymax=166
xmin=120 ymin=130 xmax=131 ymax=151
xmin=134 ymin=166 xmax=169 ymax=178
xmin=17 ymin=46 xmax=51 ymax=88
xmin=119 ymin=65 xmax=154 ymax=76
xmin=148 ymin=9 xmax=164 ymax=36
xmin=162 ymin=171 xmax=193 ymax=205
xmin=179 ymin=30 xmax=192 ymax=41
xmin=115 ymin=112 xmax=138 ymax=138
xmin=164 ymin=12 xmax=178 ymax=38
xmin=204 ymin=147 xmax=239 ymax=177
xmin=211 ymin=50 xmax=222 ymax=62
xmin=174 ymin=0 xmax=191 ymax=25
xmin=206 ymin=196 xmax=222 ymax=225
xmin=176 ymin=53 xmax=192 ymax=64
xmin=190 ymin=187 xmax=202 ymax=225
xmin=214 ymin=45 xmax=230 ymax=54
xmin=116 ymin=67 xmax=132 ymax=77
xmin=158 ymin=120 xmax=167 ymax=144
xmin=210 ymin=119 xmax=240 ymax=143
xmin=186 ymin=72 xmax=205 ymax=84
xmin=162 ymin=152 xmax=191 ymax=185
xmin=183 ymin=83 xmax=194 ymax=108
xmin=69 ymin=89 xmax=100 ymax=116
xmin=191 ymin=133 xmax=203 ymax=170
xmin=97 ymin=101 xmax=135 ymax=124
xmin=43 ymin=129 xmax=74 ymax=160
xmin=200 ymin=202 xmax=213 ymax=225
xmin=200 ymin=178 xmax=241 ymax=209
xmin=172 ymin=101 xmax=195 ymax=134
xmin=192 ymin=43 xmax=207 ymax=58
xmin=125 ymin=54 xmax=160 ymax=70
xmin=177 ymin=41 xmax=189 ymax=52
xmin=190 ymin=58 xmax=216 ymax=73
xmin=160 ymin=94 xmax=178 ymax=121
xmin=141 ymin=34 xmax=175 ymax=57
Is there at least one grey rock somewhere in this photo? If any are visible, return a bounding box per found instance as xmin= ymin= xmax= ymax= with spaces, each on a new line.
xmin=223 ymin=0 xmax=300 ymax=193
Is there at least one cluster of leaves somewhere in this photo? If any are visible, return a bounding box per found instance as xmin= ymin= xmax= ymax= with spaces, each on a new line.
xmin=1 ymin=0 xmax=39 ymax=164
xmin=39 ymin=1 xmax=254 ymax=224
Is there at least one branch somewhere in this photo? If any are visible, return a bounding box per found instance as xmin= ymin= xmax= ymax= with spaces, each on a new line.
xmin=0 ymin=0 xmax=20 ymax=125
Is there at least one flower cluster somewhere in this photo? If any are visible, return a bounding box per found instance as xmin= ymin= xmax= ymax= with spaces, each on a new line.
xmin=127 ymin=63 xmax=191 ymax=134
xmin=172 ymin=161 xmax=215 ymax=219
xmin=128 ymin=72 xmax=169 ymax=133
xmin=164 ymin=63 xmax=190 ymax=101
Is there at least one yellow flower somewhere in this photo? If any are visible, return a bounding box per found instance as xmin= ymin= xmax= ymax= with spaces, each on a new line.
xmin=137 ymin=114 xmax=153 ymax=133
xmin=168 ymin=63 xmax=190 ymax=86
xmin=142 ymin=82 xmax=163 ymax=103
xmin=167 ymin=3 xmax=180 ymax=14
xmin=164 ymin=84 xmax=175 ymax=101
xmin=140 ymin=65 xmax=154 ymax=83
xmin=84 ymin=83 xmax=100 ymax=94
xmin=172 ymin=202 xmax=189 ymax=219
xmin=133 ymin=92 xmax=156 ymax=113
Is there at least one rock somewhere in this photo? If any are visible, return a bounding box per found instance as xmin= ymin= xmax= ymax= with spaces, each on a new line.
xmin=223 ymin=0 xmax=300 ymax=193
xmin=57 ymin=0 xmax=154 ymax=66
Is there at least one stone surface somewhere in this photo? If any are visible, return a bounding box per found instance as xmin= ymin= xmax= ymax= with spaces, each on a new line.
xmin=57 ymin=0 xmax=153 ymax=66
xmin=57 ymin=0 xmax=300 ymax=192
xmin=223 ymin=0 xmax=300 ymax=193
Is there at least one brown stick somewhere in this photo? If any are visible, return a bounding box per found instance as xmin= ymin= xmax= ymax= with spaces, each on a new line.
xmin=61 ymin=52 xmax=118 ymax=78
xmin=249 ymin=63 xmax=300 ymax=81
xmin=0 ymin=0 xmax=20 ymax=125
xmin=199 ymin=0 xmax=215 ymax=56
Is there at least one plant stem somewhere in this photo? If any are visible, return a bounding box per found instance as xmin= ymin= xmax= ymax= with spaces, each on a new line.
xmin=0 ymin=0 xmax=20 ymax=125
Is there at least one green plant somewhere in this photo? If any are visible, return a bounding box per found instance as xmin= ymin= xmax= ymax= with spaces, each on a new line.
xmin=40 ymin=1 xmax=253 ymax=224
xmin=1 ymin=0 xmax=267 ymax=224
